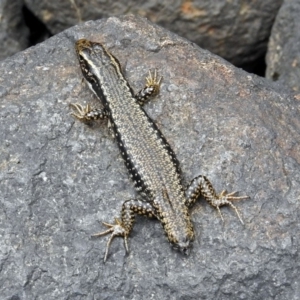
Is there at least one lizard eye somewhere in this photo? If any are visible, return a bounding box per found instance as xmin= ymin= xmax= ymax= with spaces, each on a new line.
xmin=78 ymin=54 xmax=85 ymax=63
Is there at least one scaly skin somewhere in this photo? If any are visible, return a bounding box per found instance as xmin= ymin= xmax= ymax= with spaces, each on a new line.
xmin=71 ymin=39 xmax=248 ymax=262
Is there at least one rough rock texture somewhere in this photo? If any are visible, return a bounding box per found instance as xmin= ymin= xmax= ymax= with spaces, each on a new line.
xmin=0 ymin=0 xmax=29 ymax=61
xmin=0 ymin=15 xmax=299 ymax=300
xmin=24 ymin=0 xmax=283 ymax=66
xmin=266 ymin=0 xmax=300 ymax=92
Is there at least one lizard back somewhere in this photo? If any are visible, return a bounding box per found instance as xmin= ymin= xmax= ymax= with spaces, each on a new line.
xmin=75 ymin=39 xmax=195 ymax=249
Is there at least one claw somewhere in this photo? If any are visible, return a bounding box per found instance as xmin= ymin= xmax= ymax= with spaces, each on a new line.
xmin=215 ymin=191 xmax=249 ymax=225
xmin=92 ymin=218 xmax=128 ymax=262
xmin=70 ymin=103 xmax=91 ymax=120
xmin=135 ymin=69 xmax=162 ymax=104
xmin=146 ymin=69 xmax=162 ymax=88
xmin=219 ymin=190 xmax=249 ymax=201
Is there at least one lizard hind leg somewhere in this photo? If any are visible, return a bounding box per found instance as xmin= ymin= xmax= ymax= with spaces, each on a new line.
xmin=92 ymin=218 xmax=128 ymax=263
xmin=92 ymin=199 xmax=157 ymax=262
xmin=214 ymin=190 xmax=249 ymax=225
xmin=185 ymin=175 xmax=249 ymax=225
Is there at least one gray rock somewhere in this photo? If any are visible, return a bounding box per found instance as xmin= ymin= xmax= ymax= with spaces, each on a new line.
xmin=0 ymin=15 xmax=299 ymax=300
xmin=266 ymin=0 xmax=300 ymax=92
xmin=24 ymin=0 xmax=283 ymax=66
xmin=0 ymin=0 xmax=29 ymax=61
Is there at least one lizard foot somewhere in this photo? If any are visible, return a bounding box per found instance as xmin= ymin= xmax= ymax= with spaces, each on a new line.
xmin=70 ymin=103 xmax=91 ymax=120
xmin=135 ymin=69 xmax=163 ymax=104
xmin=92 ymin=218 xmax=128 ymax=262
xmin=70 ymin=103 xmax=109 ymax=121
xmin=213 ymin=190 xmax=249 ymax=225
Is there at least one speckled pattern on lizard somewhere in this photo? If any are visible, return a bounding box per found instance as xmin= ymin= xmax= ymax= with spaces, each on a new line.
xmin=70 ymin=39 xmax=249 ymax=262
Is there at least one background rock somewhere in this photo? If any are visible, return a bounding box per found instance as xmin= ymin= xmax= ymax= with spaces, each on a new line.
xmin=0 ymin=15 xmax=299 ymax=300
xmin=266 ymin=0 xmax=300 ymax=92
xmin=24 ymin=0 xmax=283 ymax=67
xmin=0 ymin=0 xmax=29 ymax=60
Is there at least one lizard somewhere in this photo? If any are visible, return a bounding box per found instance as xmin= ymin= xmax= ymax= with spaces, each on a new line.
xmin=70 ymin=39 xmax=248 ymax=262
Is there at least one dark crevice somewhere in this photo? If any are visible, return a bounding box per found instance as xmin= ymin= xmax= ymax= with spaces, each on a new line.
xmin=240 ymin=52 xmax=267 ymax=77
xmin=22 ymin=5 xmax=52 ymax=46
xmin=271 ymin=72 xmax=280 ymax=81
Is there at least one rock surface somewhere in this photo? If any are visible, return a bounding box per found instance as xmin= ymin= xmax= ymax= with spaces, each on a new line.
xmin=0 ymin=15 xmax=299 ymax=300
xmin=24 ymin=0 xmax=283 ymax=66
xmin=0 ymin=0 xmax=29 ymax=61
xmin=266 ymin=0 xmax=300 ymax=92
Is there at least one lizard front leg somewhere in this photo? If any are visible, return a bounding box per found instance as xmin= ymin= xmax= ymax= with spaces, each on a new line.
xmin=92 ymin=199 xmax=157 ymax=262
xmin=135 ymin=69 xmax=162 ymax=105
xmin=70 ymin=103 xmax=110 ymax=121
xmin=185 ymin=175 xmax=249 ymax=224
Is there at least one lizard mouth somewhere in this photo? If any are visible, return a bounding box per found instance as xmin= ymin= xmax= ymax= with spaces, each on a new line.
xmin=75 ymin=39 xmax=92 ymax=52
